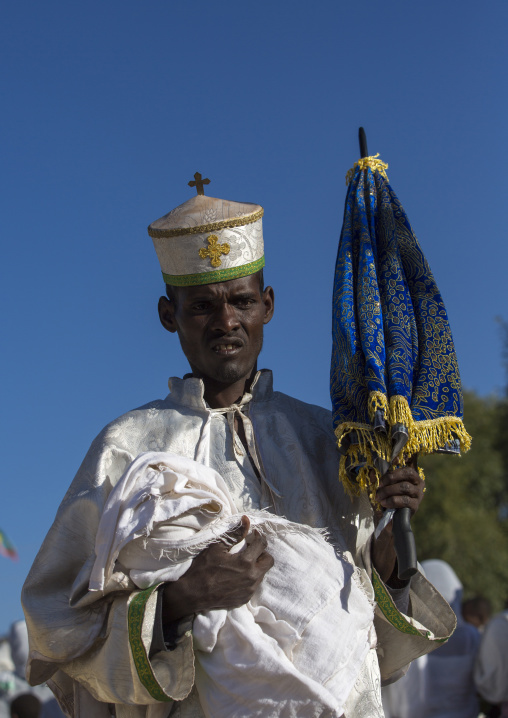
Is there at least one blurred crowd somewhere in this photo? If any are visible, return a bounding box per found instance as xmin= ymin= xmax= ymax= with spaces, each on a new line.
xmin=382 ymin=559 xmax=508 ymax=718
xmin=0 ymin=621 xmax=64 ymax=718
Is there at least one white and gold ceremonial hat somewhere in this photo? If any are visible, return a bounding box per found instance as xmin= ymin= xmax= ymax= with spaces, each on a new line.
xmin=148 ymin=172 xmax=264 ymax=286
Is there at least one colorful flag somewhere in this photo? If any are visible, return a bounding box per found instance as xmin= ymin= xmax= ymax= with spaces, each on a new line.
xmin=0 ymin=527 xmax=18 ymax=560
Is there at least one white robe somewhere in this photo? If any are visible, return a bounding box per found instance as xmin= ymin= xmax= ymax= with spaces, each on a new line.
xmin=417 ymin=560 xmax=480 ymax=718
xmin=22 ymin=370 xmax=456 ymax=718
xmin=474 ymin=610 xmax=508 ymax=708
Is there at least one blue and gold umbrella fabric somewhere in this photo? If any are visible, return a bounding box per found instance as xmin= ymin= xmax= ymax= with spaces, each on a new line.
xmin=330 ymin=155 xmax=471 ymax=501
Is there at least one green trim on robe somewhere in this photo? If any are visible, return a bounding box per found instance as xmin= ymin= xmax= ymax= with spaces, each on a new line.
xmin=128 ymin=586 xmax=173 ymax=702
xmin=372 ymin=569 xmax=447 ymax=642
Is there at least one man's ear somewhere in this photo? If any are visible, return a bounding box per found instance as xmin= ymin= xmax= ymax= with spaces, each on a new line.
xmin=262 ymin=286 xmax=275 ymax=325
xmin=158 ymin=296 xmax=178 ymax=333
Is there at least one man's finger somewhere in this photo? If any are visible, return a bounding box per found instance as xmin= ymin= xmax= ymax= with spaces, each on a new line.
xmin=378 ymin=467 xmax=421 ymax=488
xmin=377 ymin=480 xmax=422 ymax=501
xmin=376 ymin=493 xmax=420 ymax=512
xmin=242 ymin=530 xmax=269 ymax=561
xmin=223 ymin=515 xmax=251 ymax=545
xmin=256 ymin=550 xmax=275 ymax=571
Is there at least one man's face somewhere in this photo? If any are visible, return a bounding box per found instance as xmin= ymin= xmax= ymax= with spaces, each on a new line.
xmin=159 ymin=274 xmax=274 ymax=388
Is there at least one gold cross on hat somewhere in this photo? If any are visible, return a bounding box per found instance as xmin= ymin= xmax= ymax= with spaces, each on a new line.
xmin=199 ymin=234 xmax=230 ymax=267
xmin=188 ymin=172 xmax=211 ymax=196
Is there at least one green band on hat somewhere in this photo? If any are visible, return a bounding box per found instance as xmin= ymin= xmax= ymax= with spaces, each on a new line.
xmin=163 ymin=256 xmax=265 ymax=286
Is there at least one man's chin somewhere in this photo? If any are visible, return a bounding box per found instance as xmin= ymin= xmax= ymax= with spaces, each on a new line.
xmin=212 ymin=363 xmax=252 ymax=385
xmin=201 ymin=356 xmax=257 ymax=386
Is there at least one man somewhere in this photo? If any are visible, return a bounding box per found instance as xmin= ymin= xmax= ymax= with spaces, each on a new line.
xmin=22 ymin=179 xmax=455 ymax=718
xmin=462 ymin=596 xmax=492 ymax=630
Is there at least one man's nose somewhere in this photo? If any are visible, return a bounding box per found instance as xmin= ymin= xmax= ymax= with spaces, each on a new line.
xmin=211 ymin=302 xmax=240 ymax=333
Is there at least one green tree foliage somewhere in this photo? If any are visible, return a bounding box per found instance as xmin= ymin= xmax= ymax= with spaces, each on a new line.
xmin=413 ymin=391 xmax=508 ymax=612
xmin=495 ymin=318 xmax=508 ymax=479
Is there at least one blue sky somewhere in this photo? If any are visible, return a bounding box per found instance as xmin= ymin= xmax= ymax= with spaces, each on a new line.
xmin=2 ymin=0 xmax=507 ymax=631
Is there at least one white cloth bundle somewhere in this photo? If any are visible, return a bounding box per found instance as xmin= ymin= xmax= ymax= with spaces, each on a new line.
xmin=90 ymin=452 xmax=375 ymax=718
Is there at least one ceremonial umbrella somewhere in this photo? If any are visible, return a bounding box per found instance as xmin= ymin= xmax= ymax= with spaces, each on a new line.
xmin=330 ymin=129 xmax=471 ymax=578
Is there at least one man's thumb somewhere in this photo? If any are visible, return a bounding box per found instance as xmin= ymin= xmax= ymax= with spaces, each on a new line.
xmin=225 ymin=515 xmax=250 ymax=544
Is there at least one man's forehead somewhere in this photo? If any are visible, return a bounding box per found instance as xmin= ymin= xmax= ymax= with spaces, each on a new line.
xmin=180 ymin=274 xmax=262 ymax=300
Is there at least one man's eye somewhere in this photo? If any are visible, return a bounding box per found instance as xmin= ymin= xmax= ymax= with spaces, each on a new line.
xmin=235 ymin=299 xmax=255 ymax=308
xmin=192 ymin=303 xmax=210 ymax=311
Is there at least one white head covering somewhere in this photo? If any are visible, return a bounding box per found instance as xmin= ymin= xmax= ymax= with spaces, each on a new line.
xmin=9 ymin=620 xmax=29 ymax=679
xmin=419 ymin=560 xmax=480 ymax=718
xmin=0 ymin=640 xmax=14 ymax=672
xmin=148 ymin=173 xmax=264 ymax=287
xmin=421 ymin=559 xmax=463 ymax=616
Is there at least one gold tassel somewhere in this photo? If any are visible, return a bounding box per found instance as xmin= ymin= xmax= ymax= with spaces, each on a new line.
xmin=388 ymin=395 xmax=415 ymax=429
xmin=336 ymin=392 xmax=471 ymax=499
xmin=345 ymin=153 xmax=389 ymax=184
xmin=368 ymin=391 xmax=389 ymax=422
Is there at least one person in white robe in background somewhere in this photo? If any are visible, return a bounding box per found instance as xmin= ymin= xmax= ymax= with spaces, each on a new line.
xmin=0 ymin=623 xmax=64 ymax=718
xmin=416 ymin=560 xmax=480 ymax=718
xmin=474 ymin=609 xmax=508 ymax=717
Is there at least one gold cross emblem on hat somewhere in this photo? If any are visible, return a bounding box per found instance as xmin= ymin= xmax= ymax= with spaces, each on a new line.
xmin=198 ymin=234 xmax=230 ymax=267
xmin=188 ymin=172 xmax=211 ymax=196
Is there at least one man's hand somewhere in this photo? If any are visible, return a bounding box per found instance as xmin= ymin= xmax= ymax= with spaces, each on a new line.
xmin=371 ymin=458 xmax=425 ymax=584
xmin=161 ymin=515 xmax=274 ymax=625
xmin=375 ymin=459 xmax=424 ymax=514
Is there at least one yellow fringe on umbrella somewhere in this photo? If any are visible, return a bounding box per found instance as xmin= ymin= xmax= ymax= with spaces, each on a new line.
xmin=368 ymin=391 xmax=389 ymax=422
xmin=335 ymin=393 xmax=471 ymax=503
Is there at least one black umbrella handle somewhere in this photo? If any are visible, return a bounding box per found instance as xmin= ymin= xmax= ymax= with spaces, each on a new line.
xmin=357 ymin=126 xmax=417 ymax=580
xmin=392 ymin=507 xmax=418 ymax=580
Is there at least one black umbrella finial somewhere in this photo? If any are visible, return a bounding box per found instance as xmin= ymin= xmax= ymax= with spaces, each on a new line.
xmin=359 ymin=127 xmax=369 ymax=158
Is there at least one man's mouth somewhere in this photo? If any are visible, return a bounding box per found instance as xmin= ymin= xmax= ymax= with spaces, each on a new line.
xmin=211 ymin=340 xmax=243 ymax=356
